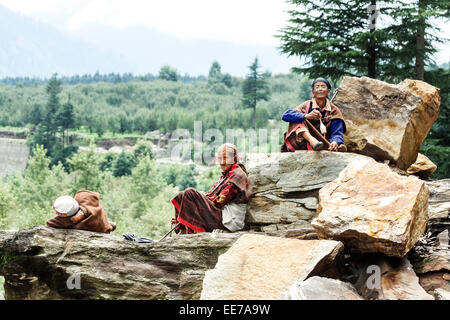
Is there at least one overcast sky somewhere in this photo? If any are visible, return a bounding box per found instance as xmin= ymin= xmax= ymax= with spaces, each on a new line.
xmin=1 ymin=0 xmax=448 ymax=67
xmin=0 ymin=0 xmax=293 ymax=46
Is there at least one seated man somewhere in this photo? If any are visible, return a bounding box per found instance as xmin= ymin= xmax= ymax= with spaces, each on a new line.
xmin=47 ymin=190 xmax=116 ymax=234
xmin=280 ymin=77 xmax=347 ymax=152
xmin=170 ymin=143 xmax=252 ymax=234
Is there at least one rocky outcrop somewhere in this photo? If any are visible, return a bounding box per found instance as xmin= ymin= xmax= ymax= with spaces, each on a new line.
xmin=0 ymin=226 xmax=241 ymax=300
xmin=312 ymin=157 xmax=428 ymax=257
xmin=245 ymin=151 xmax=373 ymax=229
xmin=200 ymin=234 xmax=344 ymax=300
xmin=333 ymin=76 xmax=440 ymax=170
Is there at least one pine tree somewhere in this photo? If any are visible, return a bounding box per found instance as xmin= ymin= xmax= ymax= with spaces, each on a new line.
xmin=242 ymin=57 xmax=270 ymax=128
xmin=56 ymin=95 xmax=75 ymax=147
xmin=44 ymin=74 xmax=63 ymax=136
xmin=278 ymin=0 xmax=449 ymax=82
xmin=383 ymin=0 xmax=450 ymax=80
xmin=278 ymin=0 xmax=374 ymax=82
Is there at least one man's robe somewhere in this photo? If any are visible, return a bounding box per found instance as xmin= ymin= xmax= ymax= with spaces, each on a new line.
xmin=46 ymin=190 xmax=114 ymax=234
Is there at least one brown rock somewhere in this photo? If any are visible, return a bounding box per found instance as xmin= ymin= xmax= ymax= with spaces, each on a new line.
xmin=407 ymin=153 xmax=437 ymax=180
xmin=334 ymin=76 xmax=440 ymax=170
xmin=200 ymin=234 xmax=344 ymax=300
xmin=417 ymin=272 xmax=450 ymax=293
xmin=352 ymin=255 xmax=434 ymax=300
xmin=312 ymin=157 xmax=428 ymax=257
xmin=411 ymin=248 xmax=450 ymax=274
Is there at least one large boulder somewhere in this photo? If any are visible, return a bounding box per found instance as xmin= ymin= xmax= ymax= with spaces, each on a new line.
xmin=333 ymin=76 xmax=440 ymax=170
xmin=245 ymin=151 xmax=374 ymax=228
xmin=0 ymin=226 xmax=242 ymax=300
xmin=200 ymin=234 xmax=344 ymax=300
xmin=312 ymin=157 xmax=428 ymax=258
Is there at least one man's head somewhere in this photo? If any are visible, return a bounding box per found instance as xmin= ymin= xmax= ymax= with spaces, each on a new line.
xmin=311 ymin=77 xmax=331 ymax=99
xmin=53 ymin=196 xmax=79 ymax=217
xmin=216 ymin=143 xmax=238 ymax=172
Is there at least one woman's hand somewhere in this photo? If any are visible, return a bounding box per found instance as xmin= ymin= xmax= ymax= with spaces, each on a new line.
xmin=328 ymin=141 xmax=338 ymax=151
xmin=305 ymin=110 xmax=321 ymax=121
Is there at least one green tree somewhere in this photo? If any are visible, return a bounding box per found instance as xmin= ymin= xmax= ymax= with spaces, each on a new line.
xmin=0 ymin=183 xmax=15 ymax=229
xmin=112 ymin=151 xmax=136 ymax=177
xmin=44 ymin=74 xmax=63 ymax=136
xmin=28 ymin=104 xmax=43 ymax=126
xmin=158 ymin=65 xmax=179 ymax=81
xmin=56 ymin=97 xmax=75 ymax=146
xmin=208 ymin=61 xmax=222 ymax=78
xmin=278 ymin=0 xmax=449 ymax=82
xmin=132 ymin=139 xmax=155 ymax=160
xmin=385 ymin=0 xmax=449 ymax=80
xmin=242 ymin=57 xmax=271 ymax=128
xmin=420 ymin=63 xmax=450 ymax=179
xmin=67 ymin=144 xmax=102 ymax=192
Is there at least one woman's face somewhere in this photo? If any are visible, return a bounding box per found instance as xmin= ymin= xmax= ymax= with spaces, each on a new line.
xmin=216 ymin=148 xmax=234 ymax=172
xmin=312 ymin=81 xmax=330 ymax=99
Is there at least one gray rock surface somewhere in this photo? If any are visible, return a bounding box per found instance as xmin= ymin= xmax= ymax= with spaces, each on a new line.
xmin=426 ymin=179 xmax=450 ymax=236
xmin=0 ymin=226 xmax=241 ymax=300
xmin=245 ymin=151 xmax=373 ymax=228
xmin=288 ymin=276 xmax=363 ymax=300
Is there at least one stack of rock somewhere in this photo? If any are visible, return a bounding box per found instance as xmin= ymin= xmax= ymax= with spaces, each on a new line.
xmin=201 ymin=76 xmax=448 ymax=300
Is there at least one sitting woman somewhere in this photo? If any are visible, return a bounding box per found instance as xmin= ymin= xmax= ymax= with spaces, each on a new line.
xmin=170 ymin=143 xmax=252 ymax=234
xmin=280 ymin=77 xmax=347 ymax=152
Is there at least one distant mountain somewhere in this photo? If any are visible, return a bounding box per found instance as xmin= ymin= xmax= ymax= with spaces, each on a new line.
xmin=70 ymin=24 xmax=298 ymax=77
xmin=0 ymin=4 xmax=297 ymax=78
xmin=0 ymin=4 xmax=136 ymax=78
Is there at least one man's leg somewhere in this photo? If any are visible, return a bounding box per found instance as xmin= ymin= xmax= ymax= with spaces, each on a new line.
xmin=299 ymin=130 xmax=324 ymax=150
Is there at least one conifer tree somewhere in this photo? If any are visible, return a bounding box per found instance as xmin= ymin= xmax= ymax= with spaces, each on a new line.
xmin=242 ymin=57 xmax=270 ymax=128
xmin=278 ymin=0 xmax=449 ymax=82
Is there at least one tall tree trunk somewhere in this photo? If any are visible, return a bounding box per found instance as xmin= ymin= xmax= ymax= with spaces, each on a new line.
xmin=252 ymin=102 xmax=256 ymax=129
xmin=415 ymin=0 xmax=426 ymax=80
xmin=368 ymin=0 xmax=377 ymax=79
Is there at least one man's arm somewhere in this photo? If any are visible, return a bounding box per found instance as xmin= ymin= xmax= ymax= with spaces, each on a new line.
xmin=329 ymin=119 xmax=345 ymax=145
xmin=281 ymin=109 xmax=305 ymax=123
